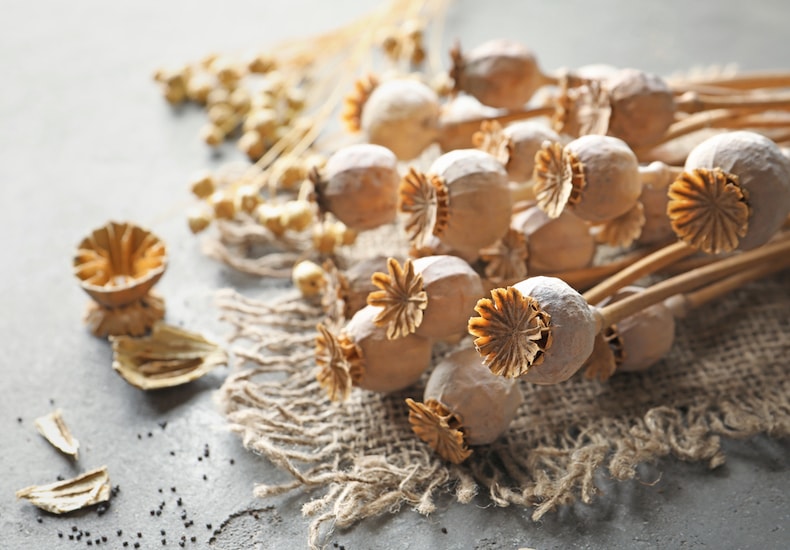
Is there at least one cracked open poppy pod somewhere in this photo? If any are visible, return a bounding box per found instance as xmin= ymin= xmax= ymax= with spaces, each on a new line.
xmin=406 ymin=346 xmax=522 ymax=464
xmin=311 ymin=143 xmax=400 ymax=231
xmin=667 ymin=130 xmax=790 ymax=254
xmin=73 ymin=221 xmax=167 ymax=337
xmin=399 ymin=148 xmax=512 ymax=262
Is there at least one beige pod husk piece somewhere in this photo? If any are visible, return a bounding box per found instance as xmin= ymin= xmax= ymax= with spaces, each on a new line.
xmin=312 ymin=143 xmax=400 ymax=231
xmin=510 ymin=204 xmax=596 ymax=273
xmin=73 ymin=221 xmax=167 ymax=337
xmin=406 ymin=346 xmax=523 ymax=463
xmin=360 ymin=78 xmax=441 ymax=161
xmin=671 ymin=130 xmax=790 ymax=252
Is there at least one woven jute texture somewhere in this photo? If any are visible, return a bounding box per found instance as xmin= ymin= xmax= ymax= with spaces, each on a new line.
xmin=215 ymin=227 xmax=790 ymax=549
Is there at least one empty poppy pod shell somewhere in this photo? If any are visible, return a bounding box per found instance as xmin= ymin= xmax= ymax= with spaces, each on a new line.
xmin=605 ymin=68 xmax=676 ymax=149
xmin=681 ymin=131 xmax=790 ymax=251
xmin=345 ymin=305 xmax=433 ymax=393
xmin=73 ymin=221 xmax=167 ymax=308
xmin=511 ymin=277 xmax=597 ymax=384
xmin=316 ymin=143 xmax=400 ymax=231
xmin=566 ymin=134 xmax=641 ymax=222
xmin=430 ymin=148 xmax=512 ymax=256
xmin=453 ymin=39 xmax=545 ymax=109
xmin=424 ymin=347 xmax=522 ymax=446
xmin=412 ymin=255 xmax=484 ymax=340
xmin=361 ymin=78 xmax=441 ymax=160
xmin=511 ymin=205 xmax=595 ymax=273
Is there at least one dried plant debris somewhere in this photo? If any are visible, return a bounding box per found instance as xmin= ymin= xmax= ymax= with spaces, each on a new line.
xmin=111 ymin=322 xmax=228 ymax=390
xmin=34 ymin=410 xmax=79 ymax=459
xmin=16 ymin=466 xmax=111 ymax=514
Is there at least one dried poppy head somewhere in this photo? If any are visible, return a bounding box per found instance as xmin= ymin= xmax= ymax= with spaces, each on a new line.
xmin=73 ymin=221 xmax=167 ymax=337
xmin=311 ymin=143 xmax=400 ymax=231
xmin=534 ymin=135 xmax=641 ymax=223
xmin=451 ymin=39 xmax=549 ymax=109
xmin=468 ymin=276 xmax=598 ymax=384
xmin=407 ymin=346 xmax=522 ymax=463
xmin=399 ymin=149 xmax=512 ymax=261
xmin=605 ymin=68 xmax=676 ymax=149
xmin=668 ymin=131 xmax=790 ymax=253
xmin=359 ymin=77 xmax=441 ymax=160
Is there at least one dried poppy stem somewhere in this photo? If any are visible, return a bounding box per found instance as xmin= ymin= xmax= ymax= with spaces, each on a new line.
xmin=671 ymin=71 xmax=790 ymax=93
xmin=674 ymin=91 xmax=790 ymax=114
xmin=583 ymin=240 xmax=696 ymax=305
xmin=596 ymin=236 xmax=790 ymax=328
xmin=439 ymin=105 xmax=556 ymax=139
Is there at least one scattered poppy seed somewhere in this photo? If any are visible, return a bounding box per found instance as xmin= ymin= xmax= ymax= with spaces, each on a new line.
xmin=123 ymin=543 xmax=128 ymax=548
xmin=229 ymin=459 xmax=235 ymax=465
xmin=171 ymin=487 xmax=177 ymax=492
xmin=159 ymin=421 xmax=168 ymax=429
xmin=206 ymin=524 xmax=212 ymax=530
xmin=147 ymin=432 xmax=153 ymax=437
xmin=156 ymin=510 xmax=162 ymax=516
xmin=441 ymin=527 xmax=448 ymax=534
xmin=36 ymin=517 xmax=43 ymax=524
xmin=117 ymin=530 xmax=123 ymax=537
xmin=190 ymin=537 xmax=196 ymax=542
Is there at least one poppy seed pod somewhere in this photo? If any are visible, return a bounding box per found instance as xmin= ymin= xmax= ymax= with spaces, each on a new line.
xmin=451 ymin=39 xmax=548 ymax=109
xmin=468 ymin=276 xmax=598 ymax=384
xmin=669 ymin=131 xmax=790 ymax=253
xmin=399 ymin=149 xmax=512 ymax=261
xmin=360 ymin=78 xmax=441 ymax=160
xmin=312 ymin=143 xmax=400 ymax=231
xmin=605 ymin=68 xmax=676 ymax=149
xmin=534 ymin=135 xmax=641 ymax=223
xmin=367 ymin=255 xmax=483 ymax=341
xmin=406 ymin=346 xmax=523 ymax=464
xmin=314 ymin=306 xmax=433 ymax=401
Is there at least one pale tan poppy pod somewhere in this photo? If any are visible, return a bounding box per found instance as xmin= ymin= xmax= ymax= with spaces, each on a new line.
xmin=599 ymin=286 xmax=676 ymax=373
xmin=360 ymin=78 xmax=441 ymax=160
xmin=367 ymin=256 xmax=483 ymax=341
xmin=671 ymin=131 xmax=790 ymax=253
xmin=468 ymin=276 xmax=598 ymax=384
xmin=312 ymin=143 xmax=400 ymax=231
xmin=73 ymin=221 xmax=167 ymax=337
xmin=510 ymin=205 xmax=595 ymax=273
xmin=534 ymin=135 xmax=641 ymax=224
xmin=406 ymin=346 xmax=522 ymax=464
xmin=636 ymin=161 xmax=676 ymax=246
xmin=451 ymin=39 xmax=548 ymax=109
xmin=605 ymin=68 xmax=676 ymax=149
xmin=501 ymin=121 xmax=562 ymax=184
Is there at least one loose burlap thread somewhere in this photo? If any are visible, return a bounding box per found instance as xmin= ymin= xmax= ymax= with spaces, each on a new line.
xmin=215 ymin=229 xmax=790 ymax=549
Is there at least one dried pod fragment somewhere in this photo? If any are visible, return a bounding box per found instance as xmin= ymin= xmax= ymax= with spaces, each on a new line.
xmin=16 ymin=466 xmax=111 ymax=514
xmin=667 ymin=168 xmax=749 ymax=254
xmin=83 ymin=291 xmax=165 ymax=338
xmin=110 ymin=323 xmax=228 ymax=390
xmin=367 ymin=258 xmax=428 ymax=339
xmin=34 ymin=409 xmax=79 ymax=459
xmin=73 ymin=221 xmax=167 ymax=308
xmin=315 ymin=323 xmax=361 ymax=402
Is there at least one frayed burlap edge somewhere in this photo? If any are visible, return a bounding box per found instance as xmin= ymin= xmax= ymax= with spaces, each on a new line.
xmin=215 ymin=273 xmax=790 ymax=550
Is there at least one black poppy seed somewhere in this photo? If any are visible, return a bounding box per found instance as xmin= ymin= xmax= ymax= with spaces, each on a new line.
xmin=95 ymin=537 xmax=101 ymax=544
xmin=58 ymin=532 xmax=63 ymax=538
xmin=87 ymin=540 xmax=92 ymax=546
xmin=150 ymin=510 xmax=155 ymax=516
xmin=177 ymin=497 xmax=182 ymax=506
xmin=441 ymin=527 xmax=448 ymax=534
xmin=190 ymin=537 xmax=196 ymax=542
xmin=170 ymin=451 xmax=176 ymax=456
xmin=123 ymin=543 xmax=128 ymax=548
xmin=229 ymin=459 xmax=235 ymax=465
xmin=184 ymin=520 xmax=193 ymax=528
xmin=158 ymin=487 xmax=163 ymax=493
xmin=85 ymin=531 xmax=90 ymax=537
xmin=156 ymin=510 xmax=162 ymax=516
xmin=137 ymin=434 xmax=142 ymax=440
xmin=49 ymin=398 xmax=55 ymax=405
xmin=179 ymin=542 xmax=185 ymax=548
xmin=17 ymin=417 xmax=22 ymax=423
xmin=147 ymin=432 xmax=153 ymax=437
xmin=159 ymin=501 xmax=166 ymax=509
xmin=102 ymin=536 xmax=108 ymax=542
xmin=197 ymin=456 xmax=202 ymax=461
xmin=117 ymin=530 xmax=123 ymax=537
xmin=161 ymin=530 xmax=166 ymax=536
xmin=203 ymin=445 xmax=210 ymax=458
xmin=161 ymin=539 xmax=167 ymax=545
xmin=206 ymin=524 xmax=212 ymax=530
xmin=36 ymin=517 xmax=43 ymax=523
xmin=72 ymin=526 xmax=79 ymax=532
xmin=97 ymin=503 xmax=109 ymax=516
xmin=134 ymin=543 xmax=140 ymax=549
xmin=57 ymin=475 xmax=65 ymax=481
xmin=171 ymin=486 xmax=177 ymax=492
xmin=159 ymin=421 xmax=168 ymax=429
xmin=69 ymin=535 xmax=75 ymax=540
xmin=333 ymin=543 xmax=338 ymax=548
xmin=137 ymin=532 xmax=143 ymax=538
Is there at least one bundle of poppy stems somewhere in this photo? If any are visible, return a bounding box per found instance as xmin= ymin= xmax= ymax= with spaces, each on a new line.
xmin=156 ymin=0 xmax=790 ymax=464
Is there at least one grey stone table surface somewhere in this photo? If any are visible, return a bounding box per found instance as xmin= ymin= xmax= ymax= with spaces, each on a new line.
xmin=1 ymin=1 xmax=788 ymax=548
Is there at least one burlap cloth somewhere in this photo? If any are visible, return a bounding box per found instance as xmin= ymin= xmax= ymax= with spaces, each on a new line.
xmin=213 ymin=227 xmax=790 ymax=549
